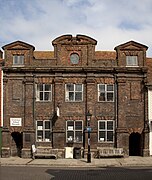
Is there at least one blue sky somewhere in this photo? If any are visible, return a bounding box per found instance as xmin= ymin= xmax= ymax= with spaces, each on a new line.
xmin=0 ymin=0 xmax=152 ymax=56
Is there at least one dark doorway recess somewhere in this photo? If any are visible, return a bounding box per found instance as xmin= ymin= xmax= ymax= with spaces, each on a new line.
xmin=11 ymin=132 xmax=23 ymax=157
xmin=129 ymin=132 xmax=141 ymax=156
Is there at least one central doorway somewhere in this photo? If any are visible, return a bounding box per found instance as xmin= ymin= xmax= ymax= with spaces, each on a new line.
xmin=11 ymin=132 xmax=23 ymax=157
xmin=129 ymin=132 xmax=141 ymax=156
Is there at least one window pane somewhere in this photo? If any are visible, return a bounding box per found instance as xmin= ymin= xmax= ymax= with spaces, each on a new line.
xmin=107 ymin=121 xmax=113 ymax=130
xmin=37 ymin=121 xmax=43 ymax=126
xmin=99 ymin=121 xmax=105 ymax=129
xmin=99 ymin=85 xmax=105 ymax=91
xmin=75 ymin=121 xmax=82 ymax=130
xmin=44 ymin=92 xmax=50 ymax=100
xmin=67 ymin=84 xmax=74 ymax=91
xmin=45 ymin=85 xmax=51 ymax=91
xmin=126 ymin=56 xmax=138 ymax=66
xmin=75 ymin=84 xmax=82 ymax=91
xmin=67 ymin=131 xmax=74 ymax=141
xmin=99 ymin=93 xmax=105 ymax=101
xmin=45 ymin=121 xmax=50 ymax=129
xmin=107 ymin=93 xmax=113 ymax=101
xmin=67 ymin=121 xmax=74 ymax=127
xmin=99 ymin=131 xmax=105 ymax=141
xmin=39 ymin=84 xmax=43 ymax=91
xmin=69 ymin=92 xmax=74 ymax=101
xmin=37 ymin=131 xmax=43 ymax=140
xmin=75 ymin=131 xmax=82 ymax=142
xmin=75 ymin=92 xmax=82 ymax=101
xmin=40 ymin=92 xmax=43 ymax=100
xmin=45 ymin=131 xmax=50 ymax=139
xmin=107 ymin=85 xmax=113 ymax=91
xmin=107 ymin=131 xmax=113 ymax=141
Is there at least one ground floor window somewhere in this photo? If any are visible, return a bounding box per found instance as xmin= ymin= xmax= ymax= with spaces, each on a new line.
xmin=66 ymin=120 xmax=83 ymax=143
xmin=36 ymin=120 xmax=52 ymax=142
xmin=98 ymin=120 xmax=114 ymax=142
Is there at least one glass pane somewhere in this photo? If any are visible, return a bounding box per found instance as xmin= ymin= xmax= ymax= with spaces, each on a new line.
xmin=107 ymin=85 xmax=113 ymax=91
xmin=75 ymin=121 xmax=82 ymax=130
xmin=67 ymin=131 xmax=74 ymax=141
xmin=39 ymin=84 xmax=43 ymax=91
xmin=13 ymin=56 xmax=18 ymax=64
xmin=99 ymin=121 xmax=105 ymax=129
xmin=45 ymin=131 xmax=50 ymax=139
xmin=20 ymin=56 xmax=24 ymax=64
xmin=69 ymin=92 xmax=74 ymax=101
xmin=37 ymin=131 xmax=43 ymax=140
xmin=126 ymin=56 xmax=138 ymax=66
xmin=67 ymin=121 xmax=74 ymax=128
xmin=45 ymin=121 xmax=50 ymax=129
xmin=99 ymin=93 xmax=105 ymax=101
xmin=107 ymin=131 xmax=113 ymax=141
xmin=67 ymin=84 xmax=74 ymax=91
xmin=44 ymin=92 xmax=50 ymax=100
xmin=75 ymin=84 xmax=82 ymax=91
xmin=45 ymin=85 xmax=51 ymax=91
xmin=75 ymin=92 xmax=82 ymax=101
xmin=99 ymin=84 xmax=105 ymax=91
xmin=99 ymin=131 xmax=105 ymax=141
xmin=40 ymin=92 xmax=43 ymax=100
xmin=75 ymin=131 xmax=82 ymax=142
xmin=107 ymin=121 xmax=113 ymax=130
xmin=37 ymin=121 xmax=43 ymax=126
xmin=107 ymin=93 xmax=113 ymax=101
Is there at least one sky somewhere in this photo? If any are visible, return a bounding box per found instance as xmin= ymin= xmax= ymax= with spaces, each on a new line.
xmin=0 ymin=0 xmax=152 ymax=56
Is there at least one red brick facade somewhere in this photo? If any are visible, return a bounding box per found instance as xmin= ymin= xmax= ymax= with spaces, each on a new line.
xmin=1 ymin=35 xmax=150 ymax=158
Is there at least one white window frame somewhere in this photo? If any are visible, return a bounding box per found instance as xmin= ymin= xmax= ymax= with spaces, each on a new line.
xmin=65 ymin=84 xmax=83 ymax=102
xmin=98 ymin=84 xmax=114 ymax=102
xmin=13 ymin=55 xmax=24 ymax=65
xmin=126 ymin=56 xmax=138 ymax=66
xmin=98 ymin=120 xmax=114 ymax=142
xmin=36 ymin=84 xmax=52 ymax=102
xmin=66 ymin=120 xmax=83 ymax=143
xmin=36 ymin=120 xmax=52 ymax=142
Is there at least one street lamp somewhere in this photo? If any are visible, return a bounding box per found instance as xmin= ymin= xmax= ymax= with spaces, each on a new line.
xmin=86 ymin=111 xmax=92 ymax=163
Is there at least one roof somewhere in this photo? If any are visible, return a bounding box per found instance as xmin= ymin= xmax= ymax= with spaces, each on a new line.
xmin=34 ymin=51 xmax=54 ymax=59
xmin=94 ymin=51 xmax=116 ymax=60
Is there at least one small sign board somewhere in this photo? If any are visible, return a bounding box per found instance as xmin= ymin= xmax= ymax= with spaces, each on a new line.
xmin=10 ymin=118 xmax=22 ymax=126
xmin=87 ymin=127 xmax=91 ymax=132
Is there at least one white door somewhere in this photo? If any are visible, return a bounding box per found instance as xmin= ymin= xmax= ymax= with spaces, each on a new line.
xmin=65 ymin=147 xmax=73 ymax=158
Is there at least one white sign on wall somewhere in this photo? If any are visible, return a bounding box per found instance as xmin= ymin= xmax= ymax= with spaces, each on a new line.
xmin=10 ymin=118 xmax=22 ymax=126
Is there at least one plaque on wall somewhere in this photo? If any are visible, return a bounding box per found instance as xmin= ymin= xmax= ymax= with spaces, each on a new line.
xmin=10 ymin=118 xmax=22 ymax=126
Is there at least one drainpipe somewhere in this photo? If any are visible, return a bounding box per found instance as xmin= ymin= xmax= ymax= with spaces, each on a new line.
xmin=114 ymin=73 xmax=118 ymax=148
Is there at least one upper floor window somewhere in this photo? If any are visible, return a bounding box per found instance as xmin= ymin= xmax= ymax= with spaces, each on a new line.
xmin=126 ymin=56 xmax=138 ymax=66
xmin=36 ymin=120 xmax=52 ymax=142
xmin=65 ymin=84 xmax=83 ymax=102
xmin=98 ymin=120 xmax=114 ymax=142
xmin=66 ymin=120 xmax=83 ymax=143
xmin=98 ymin=84 xmax=114 ymax=102
xmin=13 ymin=55 xmax=24 ymax=65
xmin=36 ymin=84 xmax=52 ymax=101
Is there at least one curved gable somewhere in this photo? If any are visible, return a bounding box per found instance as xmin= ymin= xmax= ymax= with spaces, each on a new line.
xmin=52 ymin=34 xmax=97 ymax=46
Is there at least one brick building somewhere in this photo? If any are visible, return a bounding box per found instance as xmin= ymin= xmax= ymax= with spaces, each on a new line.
xmin=0 ymin=50 xmax=3 ymax=154
xmin=1 ymin=34 xmax=150 ymax=158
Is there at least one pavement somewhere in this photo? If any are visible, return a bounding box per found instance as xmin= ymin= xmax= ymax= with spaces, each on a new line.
xmin=1 ymin=156 xmax=152 ymax=167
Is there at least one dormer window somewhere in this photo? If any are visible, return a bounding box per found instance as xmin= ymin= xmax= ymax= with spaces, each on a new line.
xmin=126 ymin=56 xmax=138 ymax=66
xmin=13 ymin=55 xmax=24 ymax=65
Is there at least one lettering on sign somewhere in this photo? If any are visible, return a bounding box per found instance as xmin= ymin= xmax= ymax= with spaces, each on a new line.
xmin=10 ymin=118 xmax=22 ymax=126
